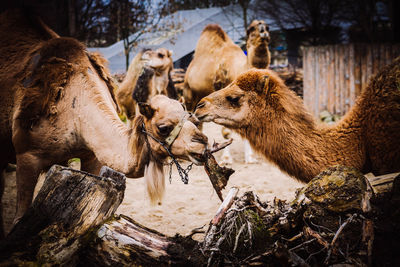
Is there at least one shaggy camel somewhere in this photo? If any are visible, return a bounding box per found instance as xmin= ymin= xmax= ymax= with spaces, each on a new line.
xmin=116 ymin=48 xmax=176 ymax=120
xmin=0 ymin=10 xmax=207 ymax=237
xmin=195 ymin=58 xmax=400 ymax=181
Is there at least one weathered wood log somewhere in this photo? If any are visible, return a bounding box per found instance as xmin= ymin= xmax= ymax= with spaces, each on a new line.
xmin=81 ymin=214 xmax=206 ymax=266
xmin=0 ymin=165 xmax=125 ymax=265
xmin=204 ymin=150 xmax=235 ymax=202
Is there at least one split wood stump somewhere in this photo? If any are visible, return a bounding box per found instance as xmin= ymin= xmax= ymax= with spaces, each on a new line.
xmin=0 ymin=165 xmax=126 ymax=264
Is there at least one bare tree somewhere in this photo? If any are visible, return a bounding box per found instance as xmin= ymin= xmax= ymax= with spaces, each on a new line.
xmin=339 ymin=0 xmax=398 ymax=43
xmin=255 ymin=0 xmax=344 ymax=45
xmin=106 ymin=0 xmax=176 ymax=70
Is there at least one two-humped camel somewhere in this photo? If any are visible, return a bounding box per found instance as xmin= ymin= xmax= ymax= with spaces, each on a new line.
xmin=195 ymin=59 xmax=400 ymax=181
xmin=0 ymin=10 xmax=207 ymax=237
xmin=184 ymin=20 xmax=270 ymax=164
xmin=116 ymin=48 xmax=176 ymax=121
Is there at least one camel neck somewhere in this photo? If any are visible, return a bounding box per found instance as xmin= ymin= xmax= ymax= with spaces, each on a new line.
xmin=79 ymin=96 xmax=148 ymax=177
xmin=239 ymin=98 xmax=364 ymax=182
xmin=247 ymin=42 xmax=270 ymax=69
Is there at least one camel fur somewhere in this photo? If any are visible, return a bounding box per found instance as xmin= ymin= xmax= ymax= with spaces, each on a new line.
xmin=0 ymin=10 xmax=207 ymax=237
xmin=195 ymin=58 xmax=400 ymax=182
xmin=184 ymin=20 xmax=270 ymax=111
xmin=116 ymin=48 xmax=176 ymax=120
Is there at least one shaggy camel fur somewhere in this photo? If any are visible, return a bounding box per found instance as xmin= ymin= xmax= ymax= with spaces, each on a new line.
xmin=0 ymin=10 xmax=207 ymax=237
xmin=195 ymin=58 xmax=400 ymax=181
xmin=184 ymin=20 xmax=270 ymax=111
xmin=116 ymin=48 xmax=176 ymax=120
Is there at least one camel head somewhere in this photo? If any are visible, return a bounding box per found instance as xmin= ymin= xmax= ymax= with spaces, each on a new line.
xmin=142 ymin=48 xmax=173 ymax=74
xmin=246 ymin=20 xmax=271 ymax=69
xmin=247 ymin=20 xmax=270 ymax=44
xmin=140 ymin=95 xmax=207 ymax=165
xmin=141 ymin=48 xmax=174 ymax=96
xmin=194 ymin=68 xmax=291 ymax=129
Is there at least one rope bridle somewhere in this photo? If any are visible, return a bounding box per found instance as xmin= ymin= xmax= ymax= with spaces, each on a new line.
xmin=141 ymin=113 xmax=194 ymax=184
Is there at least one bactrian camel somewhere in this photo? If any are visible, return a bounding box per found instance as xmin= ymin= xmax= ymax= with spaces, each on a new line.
xmin=184 ymin=20 xmax=271 ymax=164
xmin=116 ymin=48 xmax=176 ymax=120
xmin=0 ymin=10 xmax=207 ymax=237
xmin=195 ymin=58 xmax=400 ymax=181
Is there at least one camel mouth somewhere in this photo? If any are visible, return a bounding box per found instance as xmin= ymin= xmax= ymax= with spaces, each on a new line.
xmin=196 ymin=114 xmax=212 ymax=122
xmin=188 ymin=152 xmax=206 ymax=165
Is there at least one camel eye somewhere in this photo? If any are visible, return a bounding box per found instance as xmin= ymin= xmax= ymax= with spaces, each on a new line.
xmin=247 ymin=26 xmax=255 ymax=35
xmin=158 ymin=53 xmax=164 ymax=58
xmin=158 ymin=125 xmax=173 ymax=136
xmin=226 ymin=95 xmax=241 ymax=106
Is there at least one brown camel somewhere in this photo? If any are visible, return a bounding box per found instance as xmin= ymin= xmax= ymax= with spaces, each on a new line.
xmin=0 ymin=10 xmax=207 ymax=237
xmin=116 ymin=48 xmax=176 ymax=120
xmin=195 ymin=58 xmax=400 ymax=182
xmin=184 ymin=20 xmax=270 ymax=164
xmin=184 ymin=20 xmax=270 ymax=111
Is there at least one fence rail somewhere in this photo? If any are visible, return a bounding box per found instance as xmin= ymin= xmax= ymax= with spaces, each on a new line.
xmin=303 ymin=43 xmax=400 ymax=117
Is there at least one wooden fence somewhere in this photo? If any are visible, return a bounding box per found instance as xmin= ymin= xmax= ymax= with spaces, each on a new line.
xmin=303 ymin=43 xmax=400 ymax=117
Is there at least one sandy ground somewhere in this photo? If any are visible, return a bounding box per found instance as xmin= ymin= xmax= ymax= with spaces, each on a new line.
xmin=2 ymin=122 xmax=303 ymax=239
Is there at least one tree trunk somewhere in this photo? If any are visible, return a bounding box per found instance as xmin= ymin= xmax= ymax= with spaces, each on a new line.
xmin=0 ymin=165 xmax=126 ymax=265
xmin=68 ymin=0 xmax=76 ymax=37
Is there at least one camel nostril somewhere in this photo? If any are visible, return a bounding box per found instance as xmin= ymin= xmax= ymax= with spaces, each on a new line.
xmin=192 ymin=133 xmax=208 ymax=145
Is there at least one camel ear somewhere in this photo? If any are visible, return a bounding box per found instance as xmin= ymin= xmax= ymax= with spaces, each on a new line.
xmin=22 ymin=53 xmax=41 ymax=87
xmin=178 ymin=96 xmax=187 ymax=110
xmin=138 ymin=102 xmax=155 ymax=119
xmin=256 ymin=75 xmax=270 ymax=94
xmin=168 ymin=50 xmax=173 ymax=57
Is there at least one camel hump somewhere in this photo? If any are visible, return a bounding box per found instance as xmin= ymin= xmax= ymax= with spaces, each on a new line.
xmin=202 ymin=24 xmax=227 ymax=41
xmin=38 ymin=37 xmax=87 ymax=63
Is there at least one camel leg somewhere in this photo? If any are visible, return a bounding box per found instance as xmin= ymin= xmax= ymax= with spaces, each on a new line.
xmin=220 ymin=127 xmax=233 ymax=165
xmin=220 ymin=146 xmax=233 ymax=165
xmin=244 ymin=139 xmax=257 ymax=164
xmin=14 ymin=153 xmax=42 ymax=224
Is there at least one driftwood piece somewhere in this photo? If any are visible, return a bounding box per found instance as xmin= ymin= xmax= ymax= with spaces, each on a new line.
xmin=203 ymin=187 xmax=239 ymax=250
xmin=0 ymin=165 xmax=125 ymax=265
xmin=82 ymin=214 xmax=206 ymax=266
xmin=204 ymin=144 xmax=235 ymax=201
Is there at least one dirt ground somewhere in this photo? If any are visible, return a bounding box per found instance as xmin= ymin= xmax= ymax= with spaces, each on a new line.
xmin=2 ymin=122 xmax=303 ymax=239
